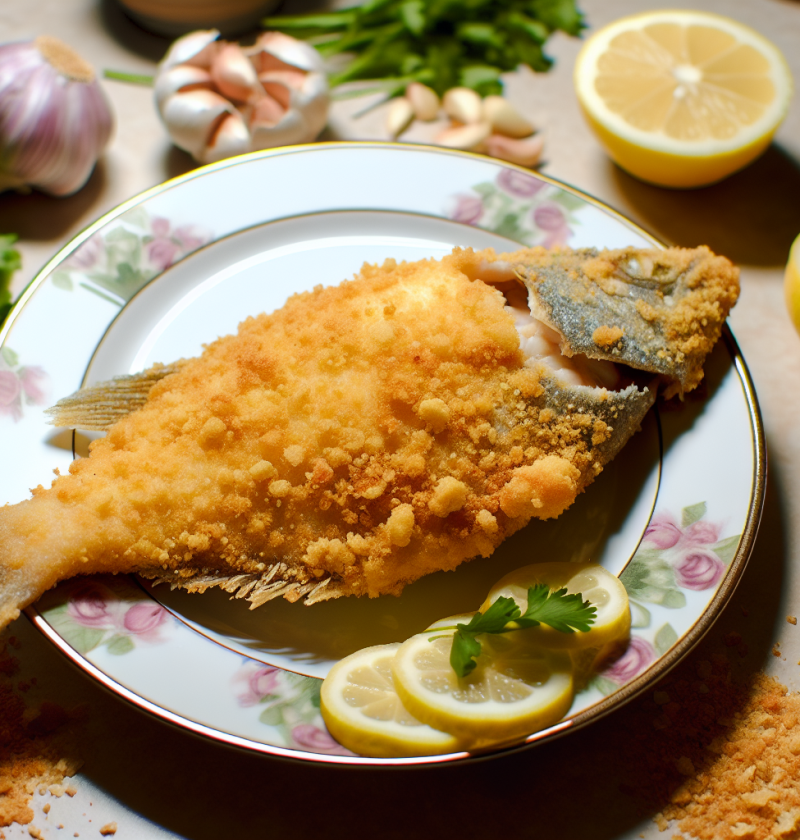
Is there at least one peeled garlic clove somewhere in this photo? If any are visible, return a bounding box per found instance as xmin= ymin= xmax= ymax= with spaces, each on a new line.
xmin=386 ymin=97 xmax=414 ymax=138
xmin=485 ymin=133 xmax=545 ymax=167
xmin=154 ymin=65 xmax=213 ymax=110
xmin=160 ymin=89 xmax=236 ymax=160
xmin=406 ymin=82 xmax=440 ymax=121
xmin=435 ymin=121 xmax=492 ymax=151
xmin=482 ymin=96 xmax=535 ymax=139
xmin=203 ymin=111 xmax=250 ymax=164
xmin=211 ymin=43 xmax=259 ymax=104
xmin=160 ymin=29 xmax=220 ymax=72
xmin=442 ymin=87 xmax=483 ymax=125
xmin=0 ymin=36 xmax=113 ymax=197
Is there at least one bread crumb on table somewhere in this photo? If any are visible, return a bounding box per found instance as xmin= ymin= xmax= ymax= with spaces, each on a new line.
xmin=0 ymin=634 xmax=83 ymax=829
xmin=787 ymin=616 xmax=797 ymax=625
xmin=653 ymin=664 xmax=800 ymax=839
xmin=99 ymin=823 xmax=117 ymax=836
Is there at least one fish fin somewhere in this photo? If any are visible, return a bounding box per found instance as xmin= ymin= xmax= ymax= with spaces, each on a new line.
xmin=141 ymin=563 xmax=344 ymax=608
xmin=44 ymin=362 xmax=186 ymax=431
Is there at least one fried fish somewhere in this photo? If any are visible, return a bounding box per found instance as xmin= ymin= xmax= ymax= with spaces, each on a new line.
xmin=0 ymin=245 xmax=739 ymax=629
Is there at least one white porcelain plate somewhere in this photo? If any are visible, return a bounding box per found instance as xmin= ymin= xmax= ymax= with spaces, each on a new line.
xmin=0 ymin=143 xmax=764 ymax=765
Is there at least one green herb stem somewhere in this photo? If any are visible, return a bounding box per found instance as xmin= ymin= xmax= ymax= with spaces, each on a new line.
xmin=103 ymin=70 xmax=155 ymax=86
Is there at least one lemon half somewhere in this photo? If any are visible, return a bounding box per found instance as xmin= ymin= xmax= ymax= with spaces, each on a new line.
xmin=480 ymin=562 xmax=631 ymax=650
xmin=574 ymin=10 xmax=793 ymax=187
xmin=320 ymin=643 xmax=463 ymax=758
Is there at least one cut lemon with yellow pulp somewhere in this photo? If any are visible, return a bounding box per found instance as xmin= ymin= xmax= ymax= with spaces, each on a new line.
xmin=320 ymin=643 xmax=462 ymax=757
xmin=785 ymin=233 xmax=800 ymax=335
xmin=481 ymin=562 xmax=630 ymax=650
xmin=391 ymin=632 xmax=573 ymax=742
xmin=574 ymin=10 xmax=792 ymax=187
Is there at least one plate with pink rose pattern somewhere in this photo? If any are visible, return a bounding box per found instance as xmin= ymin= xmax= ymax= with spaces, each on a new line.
xmin=0 ymin=143 xmax=764 ymax=765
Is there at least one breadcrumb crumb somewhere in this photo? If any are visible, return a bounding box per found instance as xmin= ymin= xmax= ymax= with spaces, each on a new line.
xmin=0 ymin=634 xmax=83 ymax=828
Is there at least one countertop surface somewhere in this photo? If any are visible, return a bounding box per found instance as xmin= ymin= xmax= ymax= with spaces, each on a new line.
xmin=2 ymin=0 xmax=800 ymax=838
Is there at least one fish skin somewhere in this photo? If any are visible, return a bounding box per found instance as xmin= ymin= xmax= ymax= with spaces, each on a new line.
xmin=511 ymin=245 xmax=740 ymax=397
xmin=0 ymin=246 xmax=737 ymax=629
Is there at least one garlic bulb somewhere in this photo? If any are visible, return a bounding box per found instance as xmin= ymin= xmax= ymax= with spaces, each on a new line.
xmin=0 ymin=37 xmax=113 ymax=196
xmin=155 ymin=30 xmax=329 ymax=164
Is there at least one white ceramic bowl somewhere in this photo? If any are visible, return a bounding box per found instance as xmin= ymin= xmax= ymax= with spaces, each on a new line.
xmin=117 ymin=0 xmax=281 ymax=37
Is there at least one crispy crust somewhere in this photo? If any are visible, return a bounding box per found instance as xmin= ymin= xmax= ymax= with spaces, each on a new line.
xmin=0 ymin=248 xmax=658 ymax=621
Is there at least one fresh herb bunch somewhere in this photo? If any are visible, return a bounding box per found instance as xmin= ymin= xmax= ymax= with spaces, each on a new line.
xmin=0 ymin=234 xmax=21 ymax=328
xmin=265 ymin=0 xmax=585 ymax=96
xmin=438 ymin=584 xmax=596 ymax=677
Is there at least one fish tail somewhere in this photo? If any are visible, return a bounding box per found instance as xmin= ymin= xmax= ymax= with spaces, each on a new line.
xmin=0 ymin=496 xmax=102 ymax=630
xmin=0 ymin=501 xmax=44 ymax=629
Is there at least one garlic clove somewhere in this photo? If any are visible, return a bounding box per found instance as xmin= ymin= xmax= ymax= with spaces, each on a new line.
xmin=248 ymin=31 xmax=326 ymax=74
xmin=442 ymin=87 xmax=483 ymax=125
xmin=160 ymin=89 xmax=237 ymax=160
xmin=386 ymin=97 xmax=414 ymax=138
xmin=203 ymin=111 xmax=250 ymax=164
xmin=160 ymin=29 xmax=220 ymax=73
xmin=211 ymin=43 xmax=260 ymax=104
xmin=251 ymin=91 xmax=287 ymax=127
xmin=482 ymin=96 xmax=535 ymax=139
xmin=406 ymin=82 xmax=440 ymax=121
xmin=259 ymin=69 xmax=308 ymax=93
xmin=485 ymin=133 xmax=545 ymax=167
xmin=251 ymin=108 xmax=308 ymax=150
xmin=435 ymin=121 xmax=492 ymax=151
xmin=154 ymin=65 xmax=214 ymax=110
xmin=292 ymin=71 xmax=330 ymax=140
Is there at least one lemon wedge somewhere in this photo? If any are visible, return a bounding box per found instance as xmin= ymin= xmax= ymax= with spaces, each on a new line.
xmin=480 ymin=562 xmax=630 ymax=650
xmin=574 ymin=10 xmax=793 ymax=187
xmin=785 ymin=233 xmax=800 ymax=335
xmin=391 ymin=631 xmax=573 ymax=742
xmin=320 ymin=643 xmax=462 ymax=758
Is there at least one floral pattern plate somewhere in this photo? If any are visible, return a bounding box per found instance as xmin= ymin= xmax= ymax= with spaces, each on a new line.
xmin=0 ymin=143 xmax=764 ymax=765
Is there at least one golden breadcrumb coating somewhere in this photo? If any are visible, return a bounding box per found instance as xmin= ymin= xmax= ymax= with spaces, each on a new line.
xmin=0 ymin=248 xmax=637 ymax=625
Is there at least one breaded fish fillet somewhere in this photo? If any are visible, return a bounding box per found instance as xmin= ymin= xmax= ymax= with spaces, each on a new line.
xmin=0 ymin=245 xmax=739 ymax=629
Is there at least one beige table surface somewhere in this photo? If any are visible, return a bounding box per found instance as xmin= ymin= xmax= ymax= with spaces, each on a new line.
xmin=1 ymin=0 xmax=800 ymax=837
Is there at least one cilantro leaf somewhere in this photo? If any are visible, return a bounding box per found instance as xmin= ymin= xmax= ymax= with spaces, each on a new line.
xmin=450 ymin=629 xmax=483 ymax=677
xmin=266 ymin=0 xmax=585 ymax=96
xmin=443 ymin=585 xmax=596 ymax=678
xmin=515 ymin=584 xmax=597 ymax=633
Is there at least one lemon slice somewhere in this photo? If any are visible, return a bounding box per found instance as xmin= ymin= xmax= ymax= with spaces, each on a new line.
xmin=480 ymin=562 xmax=630 ymax=650
xmin=426 ymin=612 xmax=477 ymax=631
xmin=320 ymin=643 xmax=463 ymax=758
xmin=574 ymin=10 xmax=793 ymax=187
xmin=391 ymin=632 xmax=573 ymax=742
xmin=785 ymin=232 xmax=800 ymax=334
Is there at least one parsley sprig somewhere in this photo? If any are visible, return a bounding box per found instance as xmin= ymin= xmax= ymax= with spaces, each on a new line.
xmin=265 ymin=0 xmax=585 ymax=97
xmin=437 ymin=585 xmax=596 ymax=677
